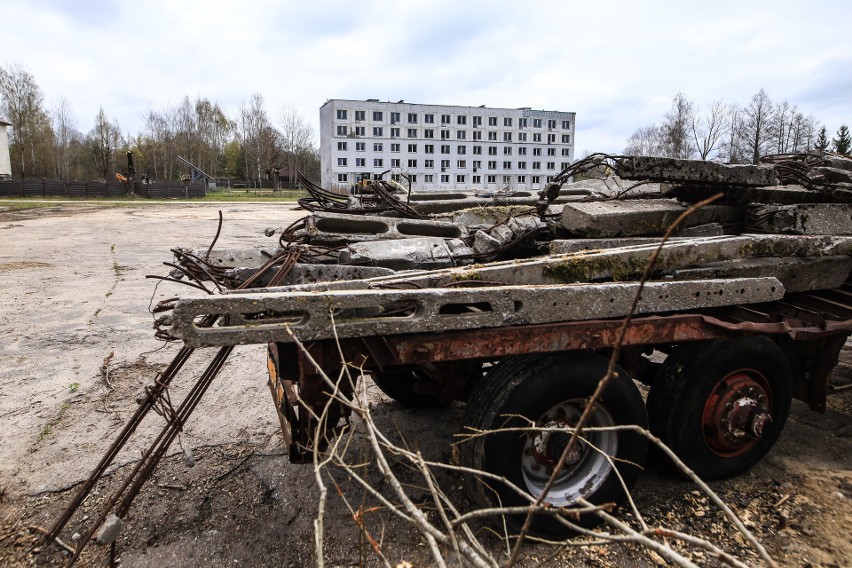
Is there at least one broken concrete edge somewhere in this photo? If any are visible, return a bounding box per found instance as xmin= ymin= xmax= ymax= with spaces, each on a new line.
xmin=746 ymin=203 xmax=852 ymax=236
xmin=616 ymin=156 xmax=778 ymax=187
xmin=171 ymin=277 xmax=786 ymax=347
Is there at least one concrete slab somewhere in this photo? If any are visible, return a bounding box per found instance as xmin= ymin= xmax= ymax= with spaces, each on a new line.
xmin=305 ymin=212 xmax=467 ymax=246
xmin=746 ymin=203 xmax=852 ymax=235
xmin=561 ymin=198 xmax=742 ymax=237
xmin=617 ymin=156 xmax=778 ymax=186
xmin=667 ymin=184 xmax=848 ymax=205
xmin=172 ymin=277 xmax=785 ymax=346
xmin=337 ymin=237 xmax=474 ymax=270
xmin=670 ymin=256 xmax=852 ymax=293
xmin=224 ymin=263 xmax=396 ymax=287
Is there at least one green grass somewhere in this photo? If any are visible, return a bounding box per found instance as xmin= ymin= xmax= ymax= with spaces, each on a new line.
xmin=0 ymin=190 xmax=304 ymax=206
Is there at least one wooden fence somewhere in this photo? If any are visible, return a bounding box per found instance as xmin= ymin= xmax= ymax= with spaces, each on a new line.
xmin=0 ymin=180 xmax=207 ymax=198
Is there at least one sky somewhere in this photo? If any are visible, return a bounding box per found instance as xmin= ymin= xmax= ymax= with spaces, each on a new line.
xmin=2 ymin=0 xmax=850 ymax=155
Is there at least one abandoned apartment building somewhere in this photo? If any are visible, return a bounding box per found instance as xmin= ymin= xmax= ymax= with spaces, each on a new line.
xmin=319 ymin=98 xmax=576 ymax=192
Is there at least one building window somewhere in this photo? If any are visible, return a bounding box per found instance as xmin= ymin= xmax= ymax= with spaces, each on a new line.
xmin=391 ymin=159 xmax=400 ymax=167
xmin=409 ymin=175 xmax=417 ymax=182
xmin=532 ymin=162 xmax=541 ymax=170
xmin=519 ymin=147 xmax=527 ymax=155
xmin=373 ymin=127 xmax=383 ymax=136
xmin=488 ymin=132 xmax=497 ymax=141
xmin=390 ymin=127 xmax=399 ymax=138
xmin=472 ymin=131 xmax=482 ymax=140
xmin=336 ymin=125 xmax=347 ymax=135
xmin=374 ymin=158 xmax=383 ymax=167
xmin=441 ymin=114 xmax=451 ymax=124
xmin=425 ymin=144 xmax=434 ymax=154
xmin=356 ymin=142 xmax=365 ymax=151
xmin=487 ymin=175 xmax=496 ymax=183
xmin=441 ymin=145 xmax=450 ymax=154
xmin=473 ymin=116 xmax=482 ymax=127
xmin=408 ymin=113 xmax=417 ymax=123
xmin=503 ymin=161 xmax=511 ymax=169
xmin=457 ymin=131 xmax=466 ymax=140
xmin=548 ymin=119 xmax=557 ymax=129
xmin=473 ymin=175 xmax=481 ymax=183
xmin=424 ymin=129 xmax=434 ymax=139
xmin=456 ymin=174 xmax=465 ymax=183
xmin=425 ymin=174 xmax=433 ymax=182
xmin=425 ymin=159 xmax=434 ymax=168
xmin=562 ymin=148 xmax=570 ymax=156
xmin=546 ymin=148 xmax=554 ymax=156
xmin=519 ymin=118 xmax=527 ymax=128
xmin=518 ymin=132 xmax=527 ymax=142
xmin=503 ymin=132 xmax=512 ymax=142
xmin=408 ymin=128 xmax=417 ymax=138
xmin=425 ymin=114 xmax=434 ymax=124
xmin=518 ymin=175 xmax=526 ymax=183
xmin=441 ymin=175 xmax=450 ymax=183
xmin=488 ymin=161 xmax=496 ymax=170
xmin=503 ymin=175 xmax=511 ymax=184
xmin=457 ymin=160 xmax=466 ymax=168
xmin=561 ymin=162 xmax=570 ymax=169
xmin=337 ymin=141 xmax=347 ymax=150
xmin=373 ymin=111 xmax=383 ymax=121
xmin=488 ymin=116 xmax=497 ymax=126
xmin=336 ymin=109 xmax=347 ymax=120
xmin=472 ymin=160 xmax=481 ymax=170
xmin=408 ymin=143 xmax=417 ymax=152
xmin=562 ymin=120 xmax=571 ymax=129
xmin=533 ymin=148 xmax=541 ymax=156
xmin=338 ymin=173 xmax=348 ymax=182
xmin=390 ymin=112 xmax=400 ymax=123
xmin=547 ymin=162 xmax=555 ymax=170
xmin=457 ymin=145 xmax=466 ymax=154
xmin=518 ymin=161 xmax=526 ymax=169
xmin=504 ymin=117 xmax=512 ymax=127
xmin=533 ymin=133 xmax=541 ymax=142
xmin=532 ymin=176 xmax=540 ymax=184
xmin=562 ymin=134 xmax=571 ymax=143
xmin=355 ymin=126 xmax=365 ymax=136
xmin=355 ymin=110 xmax=365 ymax=121
xmin=473 ymin=146 xmax=482 ymax=155
xmin=337 ymin=157 xmax=347 ymax=166
xmin=533 ymin=118 xmax=541 ymax=128
xmin=457 ymin=115 xmax=467 ymax=125
xmin=441 ymin=130 xmax=450 ymax=140
xmin=356 ymin=158 xmax=365 ymax=167
xmin=391 ymin=143 xmax=400 ymax=152
xmin=547 ymin=133 xmax=556 ymax=143
xmin=408 ymin=159 xmax=417 ymax=167
xmin=503 ymin=146 xmax=512 ymax=155
xmin=441 ymin=159 xmax=450 ymax=169
xmin=488 ymin=146 xmax=497 ymax=155
xmin=373 ymin=143 xmax=382 ymax=152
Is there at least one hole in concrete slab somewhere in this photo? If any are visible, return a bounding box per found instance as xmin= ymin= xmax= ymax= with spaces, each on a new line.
xmin=315 ymin=217 xmax=390 ymax=234
xmin=334 ymin=301 xmax=419 ymax=321
xmin=239 ymin=310 xmax=306 ymax=325
xmin=514 ymin=301 xmax=524 ymax=312
xmin=397 ymin=223 xmax=462 ymax=238
xmin=438 ymin=302 xmax=492 ymax=315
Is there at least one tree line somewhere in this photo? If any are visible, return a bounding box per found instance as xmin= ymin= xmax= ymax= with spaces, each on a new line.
xmin=0 ymin=63 xmax=320 ymax=185
xmin=624 ymin=89 xmax=850 ymax=163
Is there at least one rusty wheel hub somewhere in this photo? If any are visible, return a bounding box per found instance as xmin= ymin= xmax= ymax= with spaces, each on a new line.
xmin=702 ymin=370 xmax=772 ymax=457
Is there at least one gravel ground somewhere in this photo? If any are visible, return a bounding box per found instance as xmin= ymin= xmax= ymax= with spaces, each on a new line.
xmin=1 ymin=203 xmax=850 ymax=567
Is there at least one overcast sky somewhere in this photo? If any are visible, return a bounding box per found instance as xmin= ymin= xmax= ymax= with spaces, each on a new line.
xmin=3 ymin=0 xmax=850 ymax=155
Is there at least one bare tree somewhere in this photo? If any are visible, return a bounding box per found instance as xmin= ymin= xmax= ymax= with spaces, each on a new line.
xmin=660 ymin=93 xmax=695 ymax=159
xmin=0 ymin=63 xmax=52 ymax=177
xmin=624 ymin=125 xmax=663 ymax=156
xmin=279 ymin=105 xmax=316 ymax=188
xmin=691 ymin=100 xmax=727 ymax=160
xmin=87 ymin=107 xmax=123 ymax=180
xmin=52 ymin=98 xmax=78 ymax=180
xmin=740 ymin=89 xmax=774 ymax=164
xmin=239 ymin=93 xmax=280 ymax=187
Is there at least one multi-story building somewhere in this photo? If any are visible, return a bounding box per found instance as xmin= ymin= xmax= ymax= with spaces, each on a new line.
xmin=319 ymin=99 xmax=575 ymax=192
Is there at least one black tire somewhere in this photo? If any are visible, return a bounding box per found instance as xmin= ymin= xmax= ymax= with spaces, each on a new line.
xmin=461 ymin=352 xmax=648 ymax=535
xmin=371 ymin=369 xmax=444 ymax=407
xmin=646 ymin=336 xmax=792 ymax=480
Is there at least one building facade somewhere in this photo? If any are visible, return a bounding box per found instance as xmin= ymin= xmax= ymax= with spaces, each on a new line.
xmin=319 ymin=99 xmax=575 ymax=192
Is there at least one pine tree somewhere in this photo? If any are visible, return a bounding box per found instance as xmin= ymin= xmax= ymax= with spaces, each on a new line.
xmin=815 ymin=126 xmax=830 ymax=152
xmin=833 ymin=124 xmax=851 ymax=155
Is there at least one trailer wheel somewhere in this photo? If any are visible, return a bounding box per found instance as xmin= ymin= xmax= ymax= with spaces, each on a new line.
xmin=461 ymin=352 xmax=648 ymax=534
xmin=371 ymin=369 xmax=444 ymax=407
xmin=647 ymin=336 xmax=792 ymax=480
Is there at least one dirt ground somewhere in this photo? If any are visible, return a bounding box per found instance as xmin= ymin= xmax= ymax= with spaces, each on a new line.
xmin=1 ymin=202 xmax=851 ymax=567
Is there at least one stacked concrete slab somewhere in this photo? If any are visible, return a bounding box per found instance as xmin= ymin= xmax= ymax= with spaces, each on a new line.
xmin=166 ymin=153 xmax=852 ymax=343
